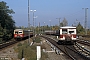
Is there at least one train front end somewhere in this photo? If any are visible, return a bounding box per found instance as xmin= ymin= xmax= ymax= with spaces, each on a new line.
xmin=58 ymin=26 xmax=77 ymax=45
xmin=14 ymin=29 xmax=24 ymax=40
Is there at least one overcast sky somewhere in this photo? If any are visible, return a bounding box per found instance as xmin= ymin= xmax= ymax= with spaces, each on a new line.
xmin=0 ymin=0 xmax=90 ymax=28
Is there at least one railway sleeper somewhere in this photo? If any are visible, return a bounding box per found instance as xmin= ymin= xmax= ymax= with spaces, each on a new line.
xmin=76 ymin=43 xmax=90 ymax=53
xmin=75 ymin=43 xmax=90 ymax=59
xmin=45 ymin=38 xmax=61 ymax=55
xmin=87 ymin=55 xmax=90 ymax=58
xmin=78 ymin=49 xmax=90 ymax=59
xmin=55 ymin=48 xmax=60 ymax=55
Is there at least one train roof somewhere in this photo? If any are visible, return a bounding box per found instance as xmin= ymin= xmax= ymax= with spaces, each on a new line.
xmin=14 ymin=29 xmax=33 ymax=31
xmin=14 ymin=29 xmax=23 ymax=31
xmin=60 ymin=26 xmax=76 ymax=29
xmin=45 ymin=30 xmax=55 ymax=32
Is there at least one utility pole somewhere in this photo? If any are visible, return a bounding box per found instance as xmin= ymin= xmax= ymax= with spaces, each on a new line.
xmin=44 ymin=22 xmax=45 ymax=34
xmin=39 ymin=22 xmax=40 ymax=35
xmin=28 ymin=0 xmax=30 ymax=45
xmin=49 ymin=20 xmax=51 ymax=36
xmin=56 ymin=18 xmax=61 ymax=29
xmin=83 ymin=8 xmax=88 ymax=35
xmin=30 ymin=10 xmax=36 ymax=36
xmin=34 ymin=16 xmax=38 ymax=36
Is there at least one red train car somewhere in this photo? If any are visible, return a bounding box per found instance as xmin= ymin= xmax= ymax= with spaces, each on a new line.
xmin=14 ymin=29 xmax=33 ymax=40
xmin=60 ymin=26 xmax=76 ymax=40
xmin=58 ymin=26 xmax=77 ymax=45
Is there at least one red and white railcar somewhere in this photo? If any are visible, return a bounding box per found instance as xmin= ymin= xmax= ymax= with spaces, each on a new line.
xmin=58 ymin=26 xmax=77 ymax=45
xmin=60 ymin=26 xmax=76 ymax=40
xmin=14 ymin=29 xmax=32 ymax=40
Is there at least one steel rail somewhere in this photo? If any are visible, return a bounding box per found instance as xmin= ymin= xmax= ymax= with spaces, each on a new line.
xmin=40 ymin=35 xmax=90 ymax=60
xmin=77 ymin=40 xmax=90 ymax=46
xmin=0 ymin=40 xmax=17 ymax=50
xmin=75 ymin=42 xmax=90 ymax=58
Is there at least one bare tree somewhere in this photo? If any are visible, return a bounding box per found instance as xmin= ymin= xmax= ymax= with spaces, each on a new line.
xmin=61 ymin=18 xmax=68 ymax=26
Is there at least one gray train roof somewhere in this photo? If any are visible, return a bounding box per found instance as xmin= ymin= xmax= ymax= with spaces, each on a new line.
xmin=60 ymin=26 xmax=76 ymax=29
xmin=14 ymin=29 xmax=23 ymax=31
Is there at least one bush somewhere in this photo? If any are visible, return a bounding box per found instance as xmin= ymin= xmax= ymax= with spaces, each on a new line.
xmin=0 ymin=38 xmax=3 ymax=43
xmin=41 ymin=51 xmax=48 ymax=60
xmin=16 ymin=41 xmax=36 ymax=60
xmin=33 ymin=36 xmax=41 ymax=43
xmin=17 ymin=43 xmax=22 ymax=46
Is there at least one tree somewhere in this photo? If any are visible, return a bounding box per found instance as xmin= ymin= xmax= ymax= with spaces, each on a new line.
xmin=52 ymin=25 xmax=59 ymax=30
xmin=60 ymin=18 xmax=68 ymax=27
xmin=0 ymin=24 xmax=3 ymax=42
xmin=0 ymin=1 xmax=15 ymax=41
xmin=76 ymin=22 xmax=85 ymax=34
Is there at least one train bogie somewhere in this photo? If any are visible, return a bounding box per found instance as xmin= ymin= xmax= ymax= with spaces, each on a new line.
xmin=57 ymin=40 xmax=76 ymax=45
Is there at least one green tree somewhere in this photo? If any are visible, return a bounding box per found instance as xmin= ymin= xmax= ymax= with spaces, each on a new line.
xmin=76 ymin=22 xmax=85 ymax=34
xmin=60 ymin=18 xmax=68 ymax=27
xmin=0 ymin=24 xmax=3 ymax=42
xmin=52 ymin=25 xmax=58 ymax=30
xmin=0 ymin=1 xmax=15 ymax=41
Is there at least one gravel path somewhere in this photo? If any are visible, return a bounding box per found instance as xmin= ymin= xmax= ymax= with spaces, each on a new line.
xmin=0 ymin=45 xmax=18 ymax=60
xmin=0 ymin=40 xmax=26 ymax=60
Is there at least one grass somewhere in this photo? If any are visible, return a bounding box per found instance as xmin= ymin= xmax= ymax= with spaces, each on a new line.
xmin=14 ymin=36 xmax=48 ymax=60
xmin=41 ymin=51 xmax=48 ymax=60
xmin=16 ymin=41 xmax=37 ymax=60
xmin=32 ymin=36 xmax=41 ymax=43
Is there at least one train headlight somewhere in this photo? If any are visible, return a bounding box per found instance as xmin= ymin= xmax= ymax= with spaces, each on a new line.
xmin=73 ymin=35 xmax=76 ymax=38
xmin=20 ymin=35 xmax=22 ymax=37
xmin=14 ymin=35 xmax=17 ymax=37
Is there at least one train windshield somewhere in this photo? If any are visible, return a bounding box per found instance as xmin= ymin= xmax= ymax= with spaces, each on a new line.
xmin=15 ymin=31 xmax=18 ymax=34
xmin=62 ymin=29 xmax=67 ymax=34
xmin=69 ymin=31 xmax=74 ymax=34
xmin=19 ymin=31 xmax=22 ymax=34
xmin=15 ymin=31 xmax=22 ymax=34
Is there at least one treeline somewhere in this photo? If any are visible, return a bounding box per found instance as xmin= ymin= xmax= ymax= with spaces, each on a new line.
xmin=0 ymin=1 xmax=15 ymax=42
xmin=76 ymin=22 xmax=90 ymax=35
xmin=0 ymin=1 xmax=89 ymax=43
xmin=16 ymin=18 xmax=90 ymax=35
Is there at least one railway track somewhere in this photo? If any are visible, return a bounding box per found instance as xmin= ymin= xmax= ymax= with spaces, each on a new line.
xmin=77 ymin=40 xmax=90 ymax=46
xmin=77 ymin=35 xmax=90 ymax=38
xmin=65 ymin=45 xmax=90 ymax=60
xmin=0 ymin=40 xmax=17 ymax=50
xmin=74 ymin=42 xmax=90 ymax=57
xmin=0 ymin=36 xmax=31 ymax=50
xmin=40 ymin=35 xmax=90 ymax=60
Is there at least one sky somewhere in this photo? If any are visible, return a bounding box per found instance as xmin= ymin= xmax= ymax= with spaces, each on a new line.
xmin=0 ymin=0 xmax=90 ymax=28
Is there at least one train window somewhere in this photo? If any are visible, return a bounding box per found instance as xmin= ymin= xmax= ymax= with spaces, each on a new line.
xmin=62 ymin=29 xmax=67 ymax=34
xmin=69 ymin=31 xmax=74 ymax=34
xmin=19 ymin=32 xmax=22 ymax=34
xmin=15 ymin=31 xmax=18 ymax=34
